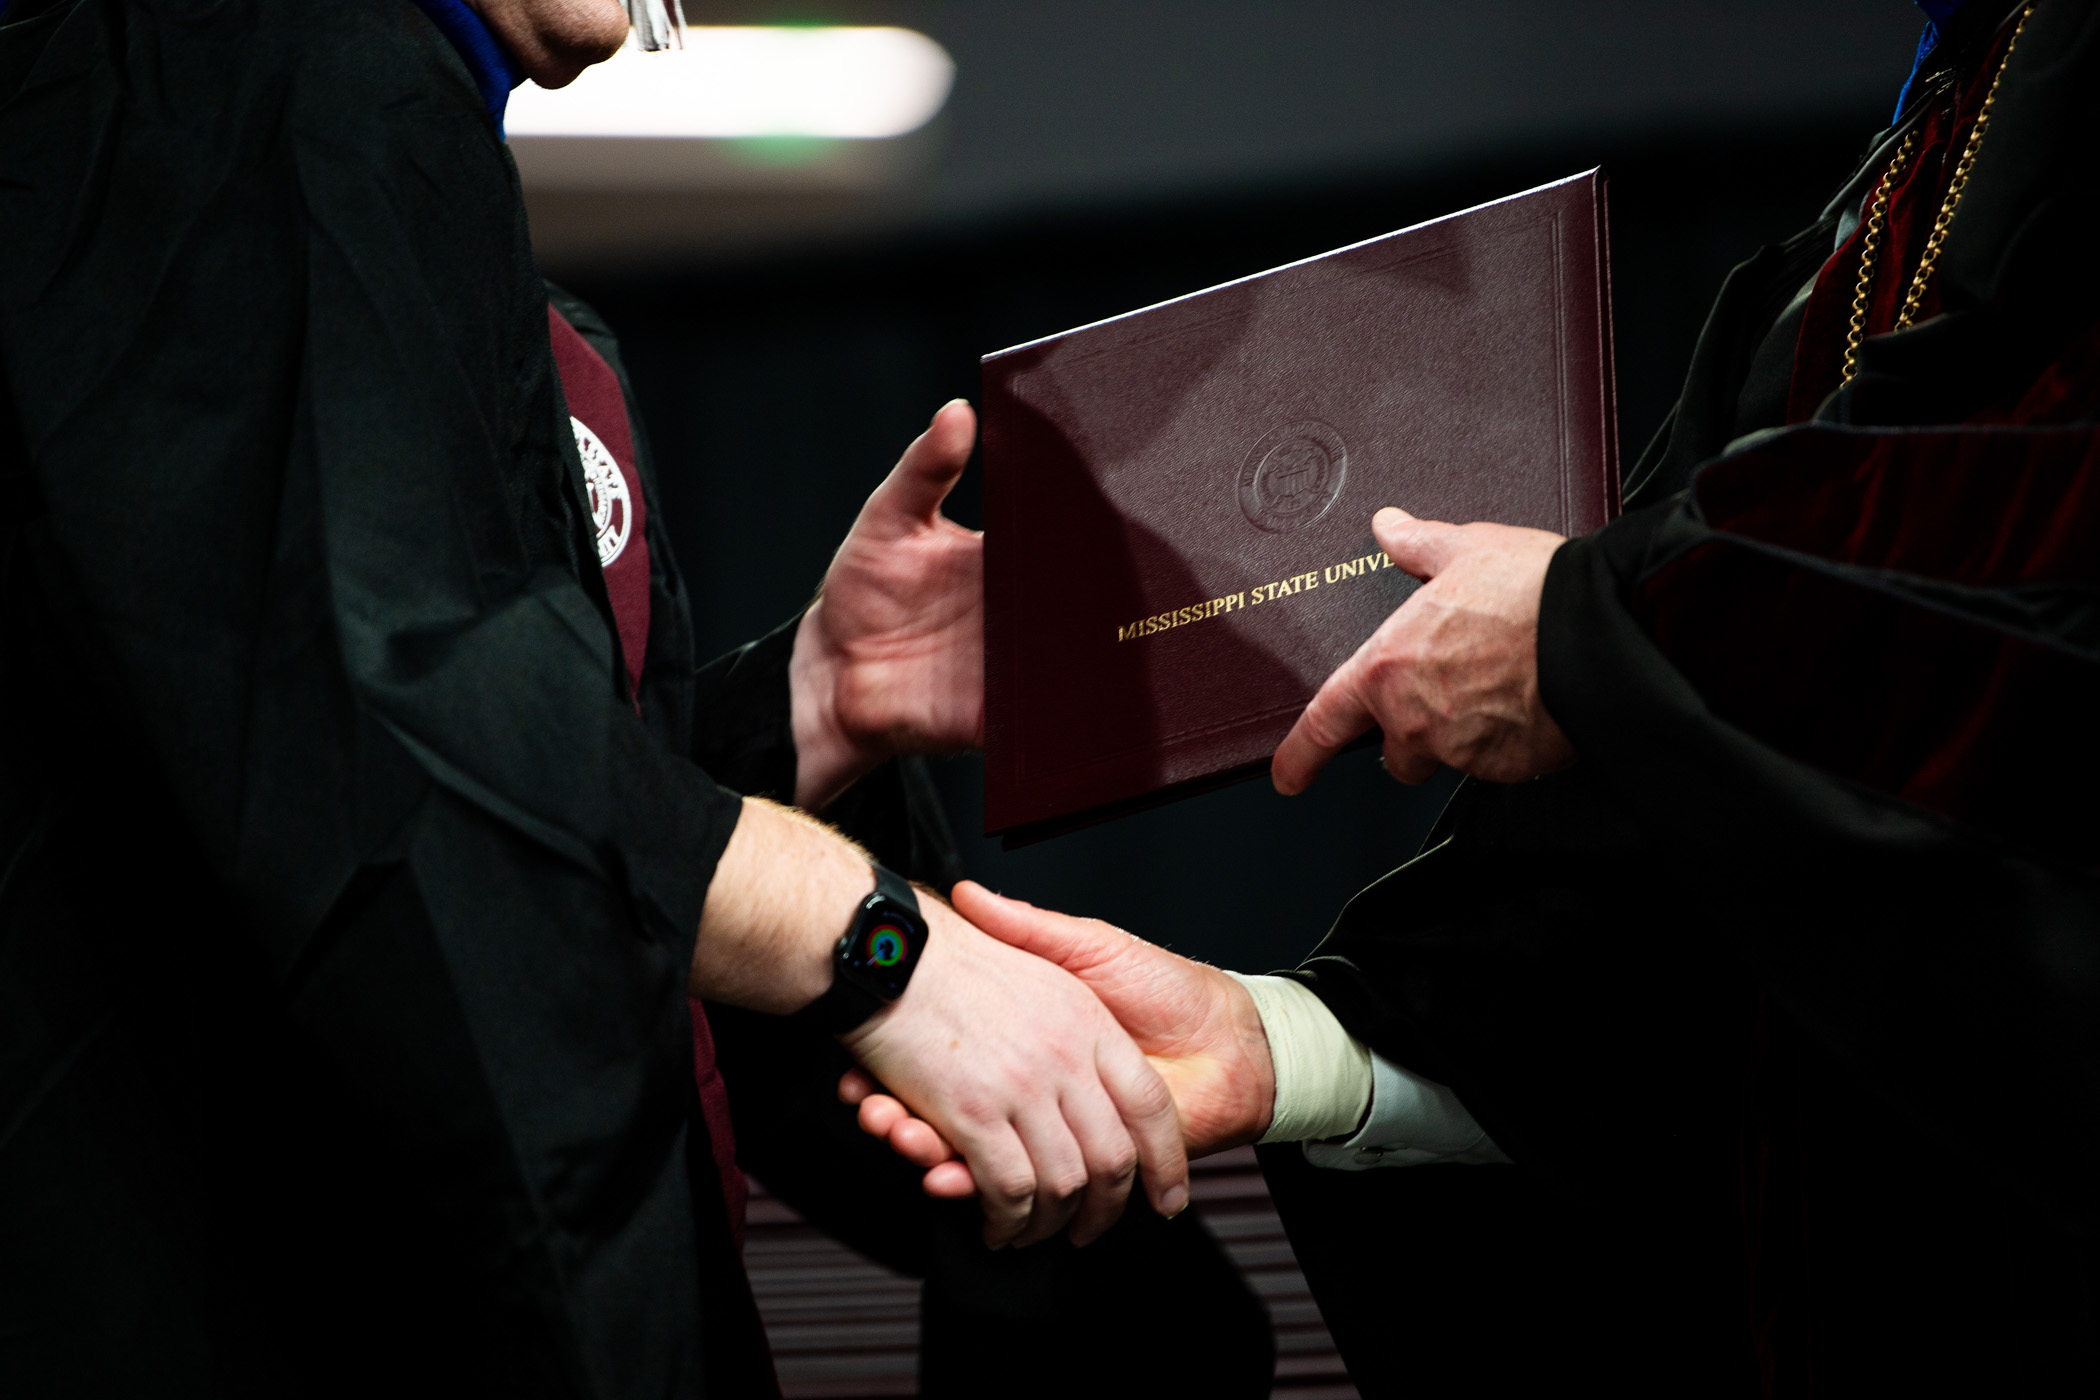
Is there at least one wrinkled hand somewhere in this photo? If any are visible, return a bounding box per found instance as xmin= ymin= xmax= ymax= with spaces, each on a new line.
xmin=838 ymin=891 xmax=1188 ymax=1248
xmin=791 ymin=401 xmax=984 ymax=810
xmin=842 ymin=882 xmax=1275 ymax=1203
xmin=1272 ymin=506 xmax=1573 ymax=793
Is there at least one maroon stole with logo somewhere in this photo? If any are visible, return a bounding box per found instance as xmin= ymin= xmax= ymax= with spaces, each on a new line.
xmin=547 ymin=305 xmax=747 ymax=1246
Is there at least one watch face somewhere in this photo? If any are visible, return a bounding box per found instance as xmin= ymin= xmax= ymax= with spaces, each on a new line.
xmin=858 ymin=917 xmax=910 ymax=970
xmin=841 ymin=894 xmax=925 ymax=1000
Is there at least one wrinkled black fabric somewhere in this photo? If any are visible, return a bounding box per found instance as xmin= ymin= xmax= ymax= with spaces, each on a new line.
xmin=0 ymin=0 xmax=832 ymax=1394
xmin=1281 ymin=1 xmax=2100 ymax=1392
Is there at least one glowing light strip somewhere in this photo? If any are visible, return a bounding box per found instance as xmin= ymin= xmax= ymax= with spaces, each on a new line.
xmin=505 ymin=26 xmax=955 ymax=140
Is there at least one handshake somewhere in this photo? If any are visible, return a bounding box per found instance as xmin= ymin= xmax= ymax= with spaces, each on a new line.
xmin=768 ymin=399 xmax=1570 ymax=1250
xmin=834 ymin=880 xmax=1277 ymax=1249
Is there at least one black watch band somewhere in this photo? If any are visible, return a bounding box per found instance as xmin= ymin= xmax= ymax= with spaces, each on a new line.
xmin=790 ymin=865 xmax=928 ymax=1036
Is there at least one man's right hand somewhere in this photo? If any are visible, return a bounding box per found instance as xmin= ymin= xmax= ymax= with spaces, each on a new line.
xmin=837 ymin=893 xmax=1191 ymax=1248
xmin=843 ymin=881 xmax=1279 ymax=1195
xmin=690 ymin=801 xmax=1188 ymax=1250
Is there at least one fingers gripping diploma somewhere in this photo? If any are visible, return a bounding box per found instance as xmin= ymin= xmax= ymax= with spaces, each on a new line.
xmin=842 ymin=882 xmax=1279 ymax=1210
xmin=791 ymin=401 xmax=985 ymax=811
xmin=835 ymin=893 xmax=1190 ymax=1249
xmin=1271 ymin=506 xmax=1575 ymax=793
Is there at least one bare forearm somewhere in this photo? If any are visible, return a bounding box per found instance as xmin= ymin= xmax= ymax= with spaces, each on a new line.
xmin=691 ymin=795 xmax=874 ymax=1013
xmin=695 ymin=806 xmax=1191 ymax=1245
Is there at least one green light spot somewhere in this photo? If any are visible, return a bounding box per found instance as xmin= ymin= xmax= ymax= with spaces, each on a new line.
xmin=725 ymin=135 xmax=844 ymax=168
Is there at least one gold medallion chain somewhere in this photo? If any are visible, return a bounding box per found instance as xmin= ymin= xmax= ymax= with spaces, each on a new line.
xmin=1841 ymin=2 xmax=2034 ymax=384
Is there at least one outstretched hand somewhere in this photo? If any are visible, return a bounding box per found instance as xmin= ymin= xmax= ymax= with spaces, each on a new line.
xmin=841 ymin=882 xmax=1277 ymax=1204
xmin=1271 ymin=505 xmax=1573 ymax=793
xmin=791 ymin=401 xmax=984 ymax=810
xmin=836 ymin=894 xmax=1190 ymax=1250
xmin=696 ymin=803 xmax=1186 ymax=1251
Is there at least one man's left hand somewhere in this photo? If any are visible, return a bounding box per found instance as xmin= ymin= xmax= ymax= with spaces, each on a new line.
xmin=1271 ymin=505 xmax=1575 ymax=793
xmin=791 ymin=401 xmax=983 ymax=810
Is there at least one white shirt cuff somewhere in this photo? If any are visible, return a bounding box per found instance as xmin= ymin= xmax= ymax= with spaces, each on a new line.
xmin=1223 ymin=972 xmax=1373 ymax=1143
xmin=1220 ymin=972 xmax=1507 ymax=1171
xmin=1302 ymin=1050 xmax=1510 ymax=1171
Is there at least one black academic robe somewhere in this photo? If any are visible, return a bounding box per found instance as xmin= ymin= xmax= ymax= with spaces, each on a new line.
xmin=0 ymin=4 xmax=1278 ymax=1397
xmin=0 ymin=0 xmax=844 ymax=1394
xmin=1267 ymin=2 xmax=2100 ymax=1395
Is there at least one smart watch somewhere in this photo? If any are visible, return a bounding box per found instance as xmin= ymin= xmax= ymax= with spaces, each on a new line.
xmin=791 ymin=865 xmax=929 ymax=1035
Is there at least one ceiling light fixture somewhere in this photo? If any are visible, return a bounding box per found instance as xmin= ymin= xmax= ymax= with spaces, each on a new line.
xmin=505 ymin=26 xmax=956 ymax=140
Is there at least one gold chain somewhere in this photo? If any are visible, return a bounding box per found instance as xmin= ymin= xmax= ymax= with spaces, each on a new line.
xmin=1841 ymin=2 xmax=2033 ymax=384
xmin=1842 ymin=128 xmax=1918 ymax=383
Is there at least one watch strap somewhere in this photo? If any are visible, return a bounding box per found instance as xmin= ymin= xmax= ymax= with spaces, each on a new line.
xmin=870 ymin=864 xmax=918 ymax=913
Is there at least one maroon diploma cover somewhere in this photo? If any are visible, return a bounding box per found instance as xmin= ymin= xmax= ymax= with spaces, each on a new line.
xmin=981 ymin=171 xmax=1619 ymax=841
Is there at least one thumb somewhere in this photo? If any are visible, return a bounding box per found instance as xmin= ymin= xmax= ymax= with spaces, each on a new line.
xmin=867 ymin=399 xmax=976 ymax=531
xmin=1372 ymin=505 xmax=1465 ymax=581
xmin=951 ymin=880 xmax=1127 ymax=975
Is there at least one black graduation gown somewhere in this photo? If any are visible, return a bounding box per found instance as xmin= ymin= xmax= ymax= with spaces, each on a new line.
xmin=1265 ymin=2 xmax=2100 ymax=1394
xmin=0 ymin=0 xmax=849 ymax=1393
xmin=0 ymin=3 xmax=1278 ymax=1394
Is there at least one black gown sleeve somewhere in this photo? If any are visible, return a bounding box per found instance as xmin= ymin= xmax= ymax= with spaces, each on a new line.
xmin=688 ymin=618 xmax=803 ymax=803
xmin=684 ymin=607 xmax=968 ymax=889
xmin=1295 ymin=411 xmax=2100 ymax=1234
xmin=0 ymin=2 xmax=749 ymax=1392
xmin=1535 ymin=413 xmax=2100 ymax=1232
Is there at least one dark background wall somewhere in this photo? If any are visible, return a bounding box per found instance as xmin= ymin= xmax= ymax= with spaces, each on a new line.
xmin=557 ymin=8 xmax=1922 ymax=973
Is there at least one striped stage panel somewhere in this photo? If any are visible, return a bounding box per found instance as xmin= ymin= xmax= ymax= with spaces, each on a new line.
xmin=743 ymin=1146 xmax=1359 ymax=1399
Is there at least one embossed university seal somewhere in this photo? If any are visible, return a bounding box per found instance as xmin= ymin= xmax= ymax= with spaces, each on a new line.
xmin=570 ymin=415 xmax=632 ymax=567
xmin=1237 ymin=421 xmax=1348 ymax=533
